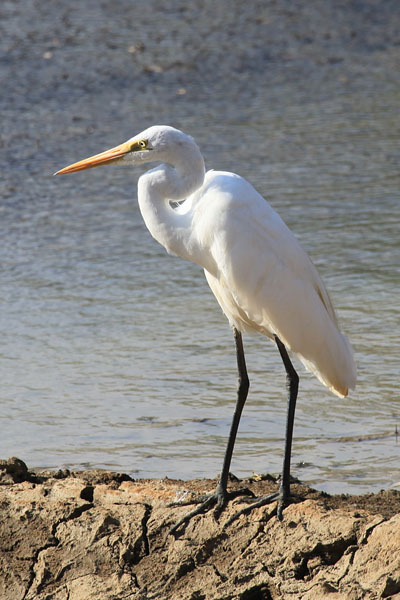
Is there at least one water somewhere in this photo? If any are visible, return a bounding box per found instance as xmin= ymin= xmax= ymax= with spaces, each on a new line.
xmin=1 ymin=1 xmax=399 ymax=494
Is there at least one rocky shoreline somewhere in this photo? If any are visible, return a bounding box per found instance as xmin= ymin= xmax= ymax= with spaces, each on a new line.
xmin=1 ymin=458 xmax=400 ymax=599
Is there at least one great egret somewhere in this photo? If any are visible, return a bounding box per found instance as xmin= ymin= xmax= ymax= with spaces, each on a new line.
xmin=56 ymin=125 xmax=356 ymax=533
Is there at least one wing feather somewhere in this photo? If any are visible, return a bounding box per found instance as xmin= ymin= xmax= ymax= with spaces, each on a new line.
xmin=195 ymin=172 xmax=356 ymax=397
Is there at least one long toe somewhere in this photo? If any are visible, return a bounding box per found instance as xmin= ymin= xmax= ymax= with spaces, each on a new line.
xmin=169 ymin=486 xmax=255 ymax=535
xmin=169 ymin=492 xmax=220 ymax=536
xmin=224 ymin=491 xmax=282 ymax=528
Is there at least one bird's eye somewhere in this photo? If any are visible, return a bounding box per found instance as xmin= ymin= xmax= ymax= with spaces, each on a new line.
xmin=139 ymin=140 xmax=147 ymax=149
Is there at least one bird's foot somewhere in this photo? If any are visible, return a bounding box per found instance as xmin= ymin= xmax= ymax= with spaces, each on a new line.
xmin=169 ymin=484 xmax=254 ymax=536
xmin=224 ymin=485 xmax=290 ymax=527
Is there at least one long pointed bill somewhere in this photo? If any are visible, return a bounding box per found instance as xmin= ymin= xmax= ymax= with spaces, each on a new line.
xmin=54 ymin=140 xmax=135 ymax=175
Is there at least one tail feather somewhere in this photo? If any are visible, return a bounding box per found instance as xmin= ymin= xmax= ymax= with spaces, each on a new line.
xmin=294 ymin=329 xmax=356 ymax=398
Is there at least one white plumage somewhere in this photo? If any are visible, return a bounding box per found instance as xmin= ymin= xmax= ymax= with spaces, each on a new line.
xmin=131 ymin=128 xmax=356 ymax=397
xmin=198 ymin=171 xmax=355 ymax=397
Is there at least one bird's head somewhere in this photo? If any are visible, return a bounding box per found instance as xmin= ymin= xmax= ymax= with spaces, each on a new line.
xmin=54 ymin=125 xmax=196 ymax=175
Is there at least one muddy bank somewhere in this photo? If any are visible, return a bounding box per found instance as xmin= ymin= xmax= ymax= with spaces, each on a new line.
xmin=1 ymin=460 xmax=400 ymax=600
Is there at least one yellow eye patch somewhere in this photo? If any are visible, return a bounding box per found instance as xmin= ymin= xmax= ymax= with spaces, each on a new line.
xmin=130 ymin=139 xmax=148 ymax=152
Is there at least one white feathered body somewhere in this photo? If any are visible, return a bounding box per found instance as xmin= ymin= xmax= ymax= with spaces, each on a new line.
xmin=132 ymin=127 xmax=356 ymax=398
xmin=139 ymin=165 xmax=356 ymax=398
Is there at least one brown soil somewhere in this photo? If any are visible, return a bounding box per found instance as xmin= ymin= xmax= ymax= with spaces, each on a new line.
xmin=1 ymin=458 xmax=400 ymax=600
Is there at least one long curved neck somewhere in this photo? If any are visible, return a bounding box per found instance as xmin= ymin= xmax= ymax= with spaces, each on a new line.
xmin=137 ymin=143 xmax=205 ymax=261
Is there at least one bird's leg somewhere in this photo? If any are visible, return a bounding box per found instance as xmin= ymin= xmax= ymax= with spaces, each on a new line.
xmin=215 ymin=327 xmax=250 ymax=507
xmin=274 ymin=335 xmax=299 ymax=518
xmin=169 ymin=328 xmax=253 ymax=535
xmin=225 ymin=335 xmax=299 ymax=527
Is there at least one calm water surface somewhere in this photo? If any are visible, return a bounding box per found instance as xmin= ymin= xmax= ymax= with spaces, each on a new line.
xmin=1 ymin=86 xmax=399 ymax=494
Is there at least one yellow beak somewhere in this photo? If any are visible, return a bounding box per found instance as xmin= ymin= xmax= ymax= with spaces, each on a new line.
xmin=54 ymin=140 xmax=135 ymax=175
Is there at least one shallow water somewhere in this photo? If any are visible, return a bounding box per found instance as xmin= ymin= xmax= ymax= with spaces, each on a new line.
xmin=1 ymin=1 xmax=399 ymax=494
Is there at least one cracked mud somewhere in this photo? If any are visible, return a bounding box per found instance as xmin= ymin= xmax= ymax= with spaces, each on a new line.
xmin=1 ymin=462 xmax=400 ymax=599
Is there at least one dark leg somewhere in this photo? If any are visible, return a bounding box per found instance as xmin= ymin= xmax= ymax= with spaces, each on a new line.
xmin=215 ymin=328 xmax=250 ymax=503
xmin=274 ymin=335 xmax=299 ymax=518
xmin=225 ymin=335 xmax=299 ymax=526
xmin=169 ymin=328 xmax=252 ymax=535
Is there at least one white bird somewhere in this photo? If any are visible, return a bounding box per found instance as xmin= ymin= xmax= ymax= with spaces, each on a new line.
xmin=56 ymin=125 xmax=356 ymax=532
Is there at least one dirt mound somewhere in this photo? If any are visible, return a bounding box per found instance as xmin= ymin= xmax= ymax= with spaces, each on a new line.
xmin=1 ymin=459 xmax=400 ymax=599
